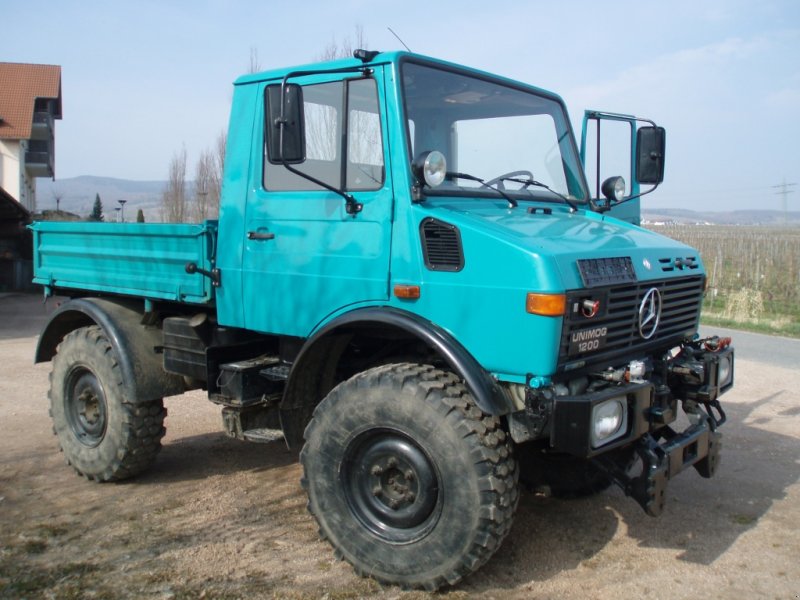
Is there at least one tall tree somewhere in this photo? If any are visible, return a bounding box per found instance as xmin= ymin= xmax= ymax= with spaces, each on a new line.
xmin=190 ymin=130 xmax=226 ymax=222
xmin=88 ymin=193 xmax=104 ymax=222
xmin=193 ymin=149 xmax=214 ymax=222
xmin=161 ymin=146 xmax=188 ymax=223
xmin=136 ymin=208 xmax=145 ymax=223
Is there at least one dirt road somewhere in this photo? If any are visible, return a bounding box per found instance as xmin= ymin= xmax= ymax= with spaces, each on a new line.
xmin=1 ymin=293 xmax=798 ymax=599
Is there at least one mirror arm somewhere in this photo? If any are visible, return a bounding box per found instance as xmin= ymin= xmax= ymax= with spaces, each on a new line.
xmin=603 ymin=180 xmax=662 ymax=211
xmin=280 ymin=159 xmax=363 ymax=215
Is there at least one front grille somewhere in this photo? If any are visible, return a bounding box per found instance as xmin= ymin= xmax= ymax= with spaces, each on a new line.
xmin=558 ymin=275 xmax=705 ymax=371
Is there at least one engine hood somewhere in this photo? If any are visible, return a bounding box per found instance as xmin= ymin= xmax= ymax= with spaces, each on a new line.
xmin=422 ymin=200 xmax=704 ymax=290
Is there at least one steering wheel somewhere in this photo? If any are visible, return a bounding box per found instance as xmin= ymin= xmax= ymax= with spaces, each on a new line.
xmin=485 ymin=170 xmax=534 ymax=190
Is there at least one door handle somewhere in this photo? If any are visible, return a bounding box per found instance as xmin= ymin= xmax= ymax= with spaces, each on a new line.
xmin=247 ymin=231 xmax=275 ymax=241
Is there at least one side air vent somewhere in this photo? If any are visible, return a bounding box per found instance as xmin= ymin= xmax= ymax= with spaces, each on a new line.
xmin=420 ymin=218 xmax=464 ymax=272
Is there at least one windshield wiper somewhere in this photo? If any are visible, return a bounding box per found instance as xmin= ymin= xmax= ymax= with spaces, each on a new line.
xmin=498 ymin=176 xmax=579 ymax=212
xmin=446 ymin=172 xmax=518 ymax=208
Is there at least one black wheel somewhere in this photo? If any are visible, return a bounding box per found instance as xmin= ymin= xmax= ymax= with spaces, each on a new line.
xmin=49 ymin=325 xmax=166 ymax=481
xmin=301 ymin=363 xmax=518 ymax=591
xmin=518 ymin=444 xmax=627 ymax=498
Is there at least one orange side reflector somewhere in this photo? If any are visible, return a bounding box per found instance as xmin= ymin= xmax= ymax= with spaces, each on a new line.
xmin=394 ymin=284 xmax=421 ymax=300
xmin=526 ymin=292 xmax=566 ymax=316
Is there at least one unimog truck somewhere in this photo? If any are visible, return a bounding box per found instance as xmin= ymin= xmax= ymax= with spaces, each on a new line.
xmin=31 ymin=50 xmax=734 ymax=590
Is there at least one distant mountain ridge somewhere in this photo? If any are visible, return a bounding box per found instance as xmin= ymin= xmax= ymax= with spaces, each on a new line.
xmin=36 ymin=176 xmax=800 ymax=225
xmin=37 ymin=176 xmax=165 ymax=220
xmin=642 ymin=207 xmax=800 ymax=226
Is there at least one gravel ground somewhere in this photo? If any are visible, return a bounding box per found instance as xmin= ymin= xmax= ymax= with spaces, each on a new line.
xmin=0 ymin=293 xmax=798 ymax=599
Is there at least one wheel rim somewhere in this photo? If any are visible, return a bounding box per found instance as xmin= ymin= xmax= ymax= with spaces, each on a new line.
xmin=341 ymin=429 xmax=441 ymax=544
xmin=65 ymin=367 xmax=108 ymax=448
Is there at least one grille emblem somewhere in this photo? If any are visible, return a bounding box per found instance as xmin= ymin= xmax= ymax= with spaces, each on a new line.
xmin=638 ymin=288 xmax=662 ymax=339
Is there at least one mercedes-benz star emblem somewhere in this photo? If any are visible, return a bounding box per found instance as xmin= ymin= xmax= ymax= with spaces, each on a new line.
xmin=638 ymin=287 xmax=662 ymax=339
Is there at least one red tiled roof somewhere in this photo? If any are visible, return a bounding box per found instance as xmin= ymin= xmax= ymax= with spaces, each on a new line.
xmin=0 ymin=62 xmax=62 ymax=140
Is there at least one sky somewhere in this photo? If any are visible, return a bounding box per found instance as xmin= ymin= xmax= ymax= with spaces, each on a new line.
xmin=3 ymin=0 xmax=799 ymax=211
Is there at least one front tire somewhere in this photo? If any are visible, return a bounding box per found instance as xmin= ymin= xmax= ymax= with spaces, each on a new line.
xmin=49 ymin=325 xmax=166 ymax=481
xmin=300 ymin=363 xmax=518 ymax=591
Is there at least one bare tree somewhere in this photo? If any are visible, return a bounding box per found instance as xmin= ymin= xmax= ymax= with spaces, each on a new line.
xmin=161 ymin=146 xmax=188 ymax=223
xmin=51 ymin=188 xmax=64 ymax=216
xmin=192 ymin=149 xmax=215 ymax=222
xmin=304 ymin=26 xmax=372 ymax=162
xmin=211 ymin=130 xmax=226 ymax=215
xmin=318 ymin=24 xmax=366 ymax=61
xmin=190 ymin=130 xmax=227 ymax=222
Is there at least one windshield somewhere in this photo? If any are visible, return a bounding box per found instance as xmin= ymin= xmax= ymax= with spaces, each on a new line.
xmin=402 ymin=62 xmax=589 ymax=203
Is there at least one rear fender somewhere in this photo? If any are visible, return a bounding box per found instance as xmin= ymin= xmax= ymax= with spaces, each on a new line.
xmin=35 ymin=297 xmax=185 ymax=402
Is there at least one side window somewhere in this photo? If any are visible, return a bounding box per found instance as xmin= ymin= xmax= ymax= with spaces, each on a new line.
xmin=346 ymin=78 xmax=384 ymax=191
xmin=265 ymin=81 xmax=342 ymax=191
xmin=582 ymin=118 xmax=633 ymax=200
xmin=264 ymin=78 xmax=384 ymax=192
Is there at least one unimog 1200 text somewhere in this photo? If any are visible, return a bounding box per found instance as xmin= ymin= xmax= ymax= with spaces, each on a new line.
xmin=31 ymin=50 xmax=734 ymax=590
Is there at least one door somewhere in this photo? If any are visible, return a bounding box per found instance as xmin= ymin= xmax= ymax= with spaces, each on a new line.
xmin=580 ymin=110 xmax=640 ymax=224
xmin=241 ymin=70 xmax=393 ymax=337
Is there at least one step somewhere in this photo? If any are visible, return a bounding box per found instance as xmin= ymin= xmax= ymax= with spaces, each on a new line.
xmin=242 ymin=428 xmax=285 ymax=443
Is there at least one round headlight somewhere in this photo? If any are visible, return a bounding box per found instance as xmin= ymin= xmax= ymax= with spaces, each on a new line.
xmin=593 ymin=399 xmax=624 ymax=442
xmin=718 ymin=356 xmax=732 ymax=387
xmin=413 ymin=150 xmax=447 ymax=187
xmin=601 ymin=176 xmax=626 ymax=202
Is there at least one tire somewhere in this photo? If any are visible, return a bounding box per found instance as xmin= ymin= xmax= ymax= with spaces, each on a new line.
xmin=49 ymin=325 xmax=166 ymax=481
xmin=300 ymin=363 xmax=519 ymax=591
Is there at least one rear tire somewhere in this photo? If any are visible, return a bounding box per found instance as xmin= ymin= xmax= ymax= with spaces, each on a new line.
xmin=300 ymin=363 xmax=518 ymax=591
xmin=49 ymin=325 xmax=166 ymax=481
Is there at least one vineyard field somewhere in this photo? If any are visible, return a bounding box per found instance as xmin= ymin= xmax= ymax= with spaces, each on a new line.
xmin=647 ymin=225 xmax=800 ymax=337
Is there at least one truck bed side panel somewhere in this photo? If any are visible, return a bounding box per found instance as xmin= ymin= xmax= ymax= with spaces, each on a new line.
xmin=31 ymin=221 xmax=218 ymax=304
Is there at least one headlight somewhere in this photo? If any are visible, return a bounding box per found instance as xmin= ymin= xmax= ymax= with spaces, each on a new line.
xmin=591 ymin=397 xmax=628 ymax=448
xmin=601 ymin=176 xmax=626 ymax=202
xmin=717 ymin=355 xmax=733 ymax=389
xmin=413 ymin=150 xmax=447 ymax=187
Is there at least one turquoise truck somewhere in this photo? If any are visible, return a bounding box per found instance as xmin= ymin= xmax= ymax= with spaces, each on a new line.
xmin=31 ymin=50 xmax=734 ymax=590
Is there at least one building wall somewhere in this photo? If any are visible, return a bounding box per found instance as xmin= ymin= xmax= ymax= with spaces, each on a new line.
xmin=0 ymin=139 xmax=36 ymax=212
xmin=19 ymin=140 xmax=35 ymax=212
xmin=0 ymin=139 xmax=21 ymax=200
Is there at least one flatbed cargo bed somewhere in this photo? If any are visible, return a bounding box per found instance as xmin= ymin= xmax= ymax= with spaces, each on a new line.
xmin=31 ymin=220 xmax=218 ymax=304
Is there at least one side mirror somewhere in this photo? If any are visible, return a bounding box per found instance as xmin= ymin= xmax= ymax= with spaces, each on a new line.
xmin=636 ymin=126 xmax=665 ymax=184
xmin=266 ymin=83 xmax=305 ymax=164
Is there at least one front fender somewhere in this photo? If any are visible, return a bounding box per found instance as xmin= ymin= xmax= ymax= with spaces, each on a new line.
xmin=280 ymin=306 xmax=514 ymax=448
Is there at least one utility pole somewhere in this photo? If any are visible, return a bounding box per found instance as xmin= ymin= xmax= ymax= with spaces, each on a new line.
xmin=117 ymin=199 xmax=127 ymax=222
xmin=772 ymin=179 xmax=796 ymax=223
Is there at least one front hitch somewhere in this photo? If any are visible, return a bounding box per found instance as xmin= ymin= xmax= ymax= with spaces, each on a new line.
xmin=601 ymin=416 xmax=722 ymax=517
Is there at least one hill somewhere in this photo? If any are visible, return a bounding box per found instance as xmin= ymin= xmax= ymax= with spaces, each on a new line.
xmin=642 ymin=208 xmax=800 ymax=226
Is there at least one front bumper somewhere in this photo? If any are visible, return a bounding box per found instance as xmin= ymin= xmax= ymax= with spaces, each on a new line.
xmin=520 ymin=342 xmax=733 ymax=516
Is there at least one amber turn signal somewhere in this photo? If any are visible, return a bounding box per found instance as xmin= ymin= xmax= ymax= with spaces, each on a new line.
xmin=394 ymin=284 xmax=421 ymax=300
xmin=526 ymin=292 xmax=566 ymax=316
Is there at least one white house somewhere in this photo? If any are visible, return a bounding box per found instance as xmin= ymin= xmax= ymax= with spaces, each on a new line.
xmin=0 ymin=62 xmax=61 ymax=290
